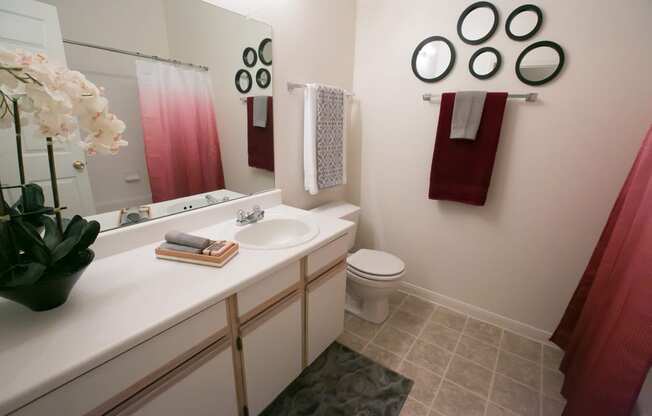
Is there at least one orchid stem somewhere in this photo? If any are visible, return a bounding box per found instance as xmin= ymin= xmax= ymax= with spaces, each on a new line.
xmin=13 ymin=99 xmax=25 ymax=186
xmin=46 ymin=138 xmax=63 ymax=233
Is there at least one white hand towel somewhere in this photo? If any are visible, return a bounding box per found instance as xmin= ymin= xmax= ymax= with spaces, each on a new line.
xmin=450 ymin=91 xmax=487 ymax=140
xmin=252 ymin=96 xmax=268 ymax=128
xmin=303 ymin=84 xmax=319 ymax=195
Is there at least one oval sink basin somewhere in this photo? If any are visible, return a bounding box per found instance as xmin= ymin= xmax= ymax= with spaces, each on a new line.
xmin=233 ymin=217 xmax=319 ymax=250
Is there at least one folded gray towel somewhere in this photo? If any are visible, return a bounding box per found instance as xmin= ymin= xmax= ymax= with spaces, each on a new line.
xmin=253 ymin=96 xmax=268 ymax=128
xmin=159 ymin=243 xmax=203 ymax=254
xmin=450 ymin=91 xmax=487 ymax=140
xmin=164 ymin=231 xmax=212 ymax=249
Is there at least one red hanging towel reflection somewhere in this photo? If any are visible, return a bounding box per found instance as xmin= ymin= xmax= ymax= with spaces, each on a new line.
xmin=551 ymin=126 xmax=652 ymax=416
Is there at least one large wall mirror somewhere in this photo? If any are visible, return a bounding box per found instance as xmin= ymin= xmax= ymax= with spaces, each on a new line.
xmin=0 ymin=0 xmax=275 ymax=231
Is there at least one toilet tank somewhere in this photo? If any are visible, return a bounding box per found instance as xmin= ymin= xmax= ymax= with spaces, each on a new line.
xmin=310 ymin=201 xmax=360 ymax=251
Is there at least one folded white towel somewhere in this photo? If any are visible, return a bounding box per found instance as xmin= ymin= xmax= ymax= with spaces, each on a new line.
xmin=303 ymin=84 xmax=319 ymax=195
xmin=450 ymin=91 xmax=487 ymax=140
xmin=253 ymin=96 xmax=268 ymax=128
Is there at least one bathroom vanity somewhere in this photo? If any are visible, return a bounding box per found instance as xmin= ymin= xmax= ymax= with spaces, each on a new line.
xmin=0 ymin=191 xmax=354 ymax=416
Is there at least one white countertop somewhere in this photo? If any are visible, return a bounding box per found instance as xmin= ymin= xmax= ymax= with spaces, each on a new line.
xmin=0 ymin=204 xmax=354 ymax=414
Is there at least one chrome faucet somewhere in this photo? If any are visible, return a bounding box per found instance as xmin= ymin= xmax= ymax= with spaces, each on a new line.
xmin=236 ymin=205 xmax=264 ymax=226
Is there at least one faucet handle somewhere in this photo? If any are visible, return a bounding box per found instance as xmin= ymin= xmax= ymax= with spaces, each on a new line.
xmin=252 ymin=205 xmax=262 ymax=214
xmin=237 ymin=209 xmax=247 ymax=221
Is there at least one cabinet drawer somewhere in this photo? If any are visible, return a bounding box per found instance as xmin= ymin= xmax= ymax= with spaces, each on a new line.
xmin=238 ymin=261 xmax=301 ymax=322
xmin=12 ymin=301 xmax=228 ymax=416
xmin=305 ymin=234 xmax=348 ymax=281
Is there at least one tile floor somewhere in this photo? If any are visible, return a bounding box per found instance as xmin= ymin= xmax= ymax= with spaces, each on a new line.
xmin=336 ymin=292 xmax=567 ymax=416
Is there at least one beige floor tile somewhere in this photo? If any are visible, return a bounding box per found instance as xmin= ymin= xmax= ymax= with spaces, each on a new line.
xmin=344 ymin=313 xmax=381 ymax=340
xmin=407 ymin=340 xmax=452 ymax=375
xmin=337 ymin=331 xmax=367 ymax=353
xmin=445 ymin=356 xmax=493 ymax=398
xmin=390 ymin=290 xmax=408 ymax=306
xmin=429 ymin=411 xmax=446 ymax=416
xmin=486 ymin=403 xmax=518 ymax=416
xmin=399 ymin=360 xmax=442 ymax=405
xmin=363 ymin=344 xmax=402 ymax=371
xmin=542 ymin=369 xmax=565 ymax=401
xmin=420 ymin=322 xmax=461 ymax=352
xmin=542 ymin=345 xmax=564 ymax=370
xmin=490 ymin=374 xmax=539 ymax=416
xmin=501 ymin=331 xmax=542 ymax=362
xmin=388 ymin=310 xmax=428 ymax=336
xmin=542 ymin=396 xmax=565 ymax=416
xmin=400 ymin=398 xmax=430 ymax=416
xmin=496 ymin=350 xmax=541 ymax=390
xmin=431 ymin=307 xmax=467 ymax=331
xmin=432 ymin=381 xmax=486 ymax=416
xmin=456 ymin=335 xmax=498 ymax=369
xmin=401 ymin=295 xmax=436 ymax=317
xmin=373 ymin=326 xmax=416 ymax=357
xmin=464 ymin=318 xmax=502 ymax=346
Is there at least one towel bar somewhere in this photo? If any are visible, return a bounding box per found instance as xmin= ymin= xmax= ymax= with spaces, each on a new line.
xmin=422 ymin=93 xmax=538 ymax=102
xmin=287 ymin=81 xmax=354 ymax=97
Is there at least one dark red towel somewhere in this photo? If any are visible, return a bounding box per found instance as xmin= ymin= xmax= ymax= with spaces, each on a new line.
xmin=246 ymin=96 xmax=274 ymax=172
xmin=428 ymin=92 xmax=508 ymax=205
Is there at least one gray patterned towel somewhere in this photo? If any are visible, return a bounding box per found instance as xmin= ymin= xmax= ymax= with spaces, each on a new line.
xmin=315 ymin=86 xmax=345 ymax=190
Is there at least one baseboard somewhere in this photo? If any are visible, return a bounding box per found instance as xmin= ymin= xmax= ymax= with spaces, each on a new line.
xmin=400 ymin=281 xmax=553 ymax=344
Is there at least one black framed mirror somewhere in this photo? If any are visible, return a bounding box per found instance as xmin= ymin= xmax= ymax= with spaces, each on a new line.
xmin=506 ymin=4 xmax=543 ymax=41
xmin=256 ymin=68 xmax=271 ymax=89
xmin=457 ymin=1 xmax=499 ymax=45
xmin=243 ymin=47 xmax=257 ymax=67
xmin=469 ymin=47 xmax=502 ymax=79
xmin=411 ymin=36 xmax=456 ymax=83
xmin=235 ymin=69 xmax=252 ymax=93
xmin=258 ymin=38 xmax=272 ymax=65
xmin=516 ymin=40 xmax=565 ymax=86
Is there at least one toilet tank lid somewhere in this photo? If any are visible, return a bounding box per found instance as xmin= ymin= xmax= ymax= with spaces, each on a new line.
xmin=310 ymin=201 xmax=360 ymax=219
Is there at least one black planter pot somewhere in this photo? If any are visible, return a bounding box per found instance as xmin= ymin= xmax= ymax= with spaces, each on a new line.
xmin=0 ymin=250 xmax=95 ymax=312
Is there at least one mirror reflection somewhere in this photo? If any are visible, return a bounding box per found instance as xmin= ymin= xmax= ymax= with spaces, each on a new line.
xmin=243 ymin=47 xmax=257 ymax=67
xmin=469 ymin=47 xmax=501 ymax=79
xmin=1 ymin=0 xmax=275 ymax=231
xmin=259 ymin=38 xmax=272 ymax=65
xmin=516 ymin=41 xmax=565 ymax=85
xmin=506 ymin=5 xmax=543 ymax=41
xmin=457 ymin=2 xmax=499 ymax=45
xmin=411 ymin=36 xmax=455 ymax=82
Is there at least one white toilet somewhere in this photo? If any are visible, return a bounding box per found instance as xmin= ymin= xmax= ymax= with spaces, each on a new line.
xmin=311 ymin=202 xmax=406 ymax=324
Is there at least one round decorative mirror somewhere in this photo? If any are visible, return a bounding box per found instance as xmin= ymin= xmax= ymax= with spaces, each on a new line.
xmin=256 ymin=68 xmax=271 ymax=89
xmin=235 ymin=69 xmax=252 ymax=93
xmin=469 ymin=47 xmax=502 ymax=79
xmin=506 ymin=4 xmax=543 ymax=41
xmin=258 ymin=38 xmax=272 ymax=65
xmin=411 ymin=36 xmax=456 ymax=83
xmin=457 ymin=2 xmax=499 ymax=45
xmin=242 ymin=47 xmax=257 ymax=67
xmin=516 ymin=41 xmax=565 ymax=86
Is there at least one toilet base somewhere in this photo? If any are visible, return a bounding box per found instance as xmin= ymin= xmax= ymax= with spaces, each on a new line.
xmin=345 ymin=292 xmax=391 ymax=324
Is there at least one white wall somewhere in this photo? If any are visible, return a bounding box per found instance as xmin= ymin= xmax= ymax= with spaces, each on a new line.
xmin=351 ymin=0 xmax=652 ymax=332
xmin=164 ymin=0 xmax=274 ymax=195
xmin=213 ymin=0 xmax=358 ymax=208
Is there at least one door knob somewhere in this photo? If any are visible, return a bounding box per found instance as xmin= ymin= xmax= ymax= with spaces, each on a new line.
xmin=72 ymin=160 xmax=86 ymax=171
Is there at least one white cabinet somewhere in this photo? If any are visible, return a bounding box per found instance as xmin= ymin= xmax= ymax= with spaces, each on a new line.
xmin=241 ymin=294 xmax=303 ymax=416
xmin=113 ymin=341 xmax=238 ymax=416
xmin=306 ymin=262 xmax=347 ymax=364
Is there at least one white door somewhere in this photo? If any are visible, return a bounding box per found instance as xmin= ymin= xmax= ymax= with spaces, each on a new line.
xmin=0 ymin=0 xmax=96 ymax=216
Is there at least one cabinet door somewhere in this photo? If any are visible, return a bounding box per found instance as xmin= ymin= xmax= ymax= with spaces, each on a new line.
xmin=241 ymin=295 xmax=302 ymax=416
xmin=113 ymin=342 xmax=238 ymax=416
xmin=307 ymin=262 xmax=347 ymax=364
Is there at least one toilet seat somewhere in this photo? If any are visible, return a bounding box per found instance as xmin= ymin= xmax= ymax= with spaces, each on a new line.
xmin=347 ymin=249 xmax=405 ymax=281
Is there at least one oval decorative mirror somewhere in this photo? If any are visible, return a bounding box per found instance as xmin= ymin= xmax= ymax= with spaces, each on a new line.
xmin=411 ymin=36 xmax=456 ymax=83
xmin=469 ymin=47 xmax=502 ymax=79
xmin=258 ymin=38 xmax=272 ymax=65
xmin=256 ymin=68 xmax=271 ymax=89
xmin=235 ymin=69 xmax=252 ymax=93
xmin=506 ymin=4 xmax=543 ymax=41
xmin=457 ymin=2 xmax=499 ymax=45
xmin=242 ymin=47 xmax=257 ymax=67
xmin=516 ymin=41 xmax=565 ymax=86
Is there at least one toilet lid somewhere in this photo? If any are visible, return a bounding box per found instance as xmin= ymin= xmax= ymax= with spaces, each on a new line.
xmin=347 ymin=249 xmax=405 ymax=279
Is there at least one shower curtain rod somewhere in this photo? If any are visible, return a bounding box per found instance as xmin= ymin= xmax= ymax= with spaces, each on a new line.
xmin=62 ymin=39 xmax=209 ymax=71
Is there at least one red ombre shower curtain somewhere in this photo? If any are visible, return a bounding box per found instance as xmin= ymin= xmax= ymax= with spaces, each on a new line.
xmin=551 ymin=126 xmax=652 ymax=416
xmin=136 ymin=61 xmax=225 ymax=202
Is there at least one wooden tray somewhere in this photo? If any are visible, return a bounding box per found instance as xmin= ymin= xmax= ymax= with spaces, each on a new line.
xmin=155 ymin=243 xmax=239 ymax=268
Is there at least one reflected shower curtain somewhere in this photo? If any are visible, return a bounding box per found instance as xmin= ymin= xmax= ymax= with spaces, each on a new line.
xmin=136 ymin=61 xmax=225 ymax=202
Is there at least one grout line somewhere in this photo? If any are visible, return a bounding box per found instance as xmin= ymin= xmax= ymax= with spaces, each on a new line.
xmin=433 ymin=313 xmax=470 ymax=412
xmin=484 ymin=329 xmax=504 ymax=416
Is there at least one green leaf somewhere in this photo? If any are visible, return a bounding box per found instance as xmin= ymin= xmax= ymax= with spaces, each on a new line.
xmin=41 ymin=216 xmax=63 ymax=251
xmin=63 ymin=215 xmax=85 ymax=239
xmin=51 ymin=233 xmax=82 ymax=263
xmin=10 ymin=219 xmax=51 ymax=265
xmin=75 ymin=220 xmax=100 ymax=251
xmin=21 ymin=183 xmax=45 ymax=213
xmin=0 ymin=263 xmax=47 ymax=287
xmin=0 ymin=222 xmax=17 ymax=271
